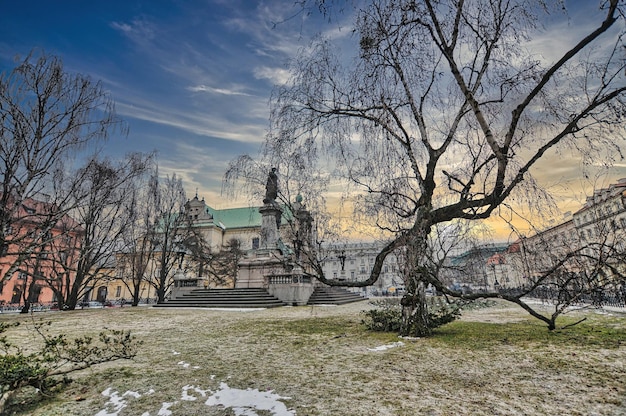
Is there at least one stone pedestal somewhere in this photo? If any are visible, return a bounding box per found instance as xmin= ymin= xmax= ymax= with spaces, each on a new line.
xmin=266 ymin=266 xmax=315 ymax=306
xmin=236 ymin=253 xmax=285 ymax=289
xmin=171 ymin=269 xmax=199 ymax=299
xmin=259 ymin=203 xmax=283 ymax=250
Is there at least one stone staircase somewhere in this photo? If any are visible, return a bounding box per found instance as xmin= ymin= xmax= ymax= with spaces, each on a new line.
xmin=307 ymin=286 xmax=367 ymax=305
xmin=155 ymin=288 xmax=286 ymax=309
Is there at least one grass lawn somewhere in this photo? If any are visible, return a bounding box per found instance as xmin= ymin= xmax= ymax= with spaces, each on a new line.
xmin=1 ymin=300 xmax=625 ymax=415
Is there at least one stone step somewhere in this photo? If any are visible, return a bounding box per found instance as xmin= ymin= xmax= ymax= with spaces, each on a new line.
xmin=307 ymin=286 xmax=367 ymax=305
xmin=154 ymin=288 xmax=285 ymax=309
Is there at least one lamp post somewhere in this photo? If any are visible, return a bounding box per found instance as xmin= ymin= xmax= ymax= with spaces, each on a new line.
xmin=491 ymin=263 xmax=500 ymax=291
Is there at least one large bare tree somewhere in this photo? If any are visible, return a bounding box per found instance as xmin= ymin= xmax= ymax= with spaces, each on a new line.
xmin=0 ymin=51 xmax=124 ymax=284
xmin=230 ymin=0 xmax=626 ymax=334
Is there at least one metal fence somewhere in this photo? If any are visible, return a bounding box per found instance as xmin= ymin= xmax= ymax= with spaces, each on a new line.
xmin=526 ymin=287 xmax=626 ymax=309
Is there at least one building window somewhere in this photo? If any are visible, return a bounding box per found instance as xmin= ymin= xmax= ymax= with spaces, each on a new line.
xmin=252 ymin=237 xmax=259 ymax=250
xmin=115 ymin=286 xmax=122 ymax=297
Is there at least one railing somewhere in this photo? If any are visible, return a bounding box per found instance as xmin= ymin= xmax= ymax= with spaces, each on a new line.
xmin=267 ymin=274 xmax=312 ymax=285
xmin=450 ymin=286 xmax=626 ymax=309
xmin=526 ymin=287 xmax=626 ymax=308
xmin=0 ymin=302 xmax=57 ymax=313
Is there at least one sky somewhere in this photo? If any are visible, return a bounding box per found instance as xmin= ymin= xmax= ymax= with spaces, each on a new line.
xmin=1 ymin=0 xmax=624 ymax=238
xmin=0 ymin=0 xmax=347 ymax=208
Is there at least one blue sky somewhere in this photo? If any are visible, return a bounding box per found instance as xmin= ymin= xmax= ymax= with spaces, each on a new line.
xmin=0 ymin=0 xmax=623 ymax=218
xmin=0 ymin=0 xmax=349 ymax=207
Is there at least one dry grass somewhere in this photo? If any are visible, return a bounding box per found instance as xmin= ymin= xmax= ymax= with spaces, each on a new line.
xmin=1 ymin=300 xmax=625 ymax=415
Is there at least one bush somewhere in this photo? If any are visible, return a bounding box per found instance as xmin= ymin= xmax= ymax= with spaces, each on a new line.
xmin=361 ymin=298 xmax=403 ymax=332
xmin=0 ymin=319 xmax=140 ymax=414
xmin=361 ymin=297 xmax=463 ymax=334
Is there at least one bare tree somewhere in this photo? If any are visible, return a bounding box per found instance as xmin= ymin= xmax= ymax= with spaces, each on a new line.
xmin=0 ymin=51 xmax=124 ymax=285
xmin=39 ymin=153 xmax=152 ymax=310
xmin=117 ymin=170 xmax=157 ymax=307
xmin=147 ymin=171 xmax=190 ymax=303
xmin=205 ymin=238 xmax=244 ymax=288
xmin=230 ymin=0 xmax=626 ymax=334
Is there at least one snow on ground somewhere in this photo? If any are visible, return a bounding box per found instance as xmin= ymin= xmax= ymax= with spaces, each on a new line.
xmin=96 ymin=349 xmax=295 ymax=416
xmin=95 ymin=382 xmax=295 ymax=416
xmin=367 ymin=341 xmax=404 ymax=351
xmin=205 ymin=382 xmax=294 ymax=416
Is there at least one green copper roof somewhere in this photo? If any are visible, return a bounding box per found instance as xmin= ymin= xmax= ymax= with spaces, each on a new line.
xmin=206 ymin=206 xmax=262 ymax=229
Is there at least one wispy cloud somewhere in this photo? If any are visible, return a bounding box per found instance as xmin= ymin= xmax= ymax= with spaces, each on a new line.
xmin=253 ymin=66 xmax=291 ymax=86
xmin=187 ymin=85 xmax=252 ymax=96
xmin=115 ymin=100 xmax=266 ymax=144
xmin=110 ymin=18 xmax=156 ymax=44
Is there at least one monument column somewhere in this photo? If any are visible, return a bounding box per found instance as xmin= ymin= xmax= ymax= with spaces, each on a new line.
xmin=258 ymin=167 xmax=283 ymax=250
xmin=259 ymin=203 xmax=283 ymax=250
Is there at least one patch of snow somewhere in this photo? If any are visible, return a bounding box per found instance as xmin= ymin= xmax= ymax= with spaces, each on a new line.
xmin=205 ymin=382 xmax=295 ymax=415
xmin=96 ymin=388 xmax=143 ymax=416
xmin=177 ymin=361 xmax=190 ymax=368
xmin=367 ymin=341 xmax=404 ymax=352
xmin=171 ymin=350 xmax=180 ymax=355
xmin=97 ymin=381 xmax=295 ymax=415
xmin=164 ymin=307 xmax=267 ymax=312
xmin=157 ymin=401 xmax=175 ymax=416
xmin=181 ymin=384 xmax=211 ymax=401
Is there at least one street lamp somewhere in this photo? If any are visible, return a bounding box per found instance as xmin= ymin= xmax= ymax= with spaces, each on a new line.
xmin=491 ymin=263 xmax=500 ymax=291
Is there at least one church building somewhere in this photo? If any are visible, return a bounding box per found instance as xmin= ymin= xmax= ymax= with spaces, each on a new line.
xmin=184 ymin=194 xmax=263 ymax=252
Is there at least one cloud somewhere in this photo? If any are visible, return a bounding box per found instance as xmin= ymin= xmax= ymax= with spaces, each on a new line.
xmin=253 ymin=66 xmax=291 ymax=86
xmin=115 ymin=100 xmax=266 ymax=143
xmin=110 ymin=18 xmax=156 ymax=43
xmin=187 ymin=85 xmax=252 ymax=96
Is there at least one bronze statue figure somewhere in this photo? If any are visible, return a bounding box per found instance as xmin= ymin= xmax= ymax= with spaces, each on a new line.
xmin=264 ymin=167 xmax=278 ymax=204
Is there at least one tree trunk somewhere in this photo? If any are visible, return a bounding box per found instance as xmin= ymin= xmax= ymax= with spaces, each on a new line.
xmin=131 ymin=280 xmax=141 ymax=306
xmin=400 ymin=280 xmax=431 ymax=337
xmin=156 ymin=287 xmax=166 ymax=303
xmin=19 ymin=301 xmax=31 ymax=314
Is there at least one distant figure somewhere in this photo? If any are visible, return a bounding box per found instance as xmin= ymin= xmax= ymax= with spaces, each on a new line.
xmin=264 ymin=167 xmax=278 ymax=203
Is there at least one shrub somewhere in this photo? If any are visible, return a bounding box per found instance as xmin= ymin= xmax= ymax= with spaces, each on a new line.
xmin=0 ymin=319 xmax=140 ymax=414
xmin=361 ymin=297 xmax=464 ymax=334
xmin=361 ymin=298 xmax=403 ymax=332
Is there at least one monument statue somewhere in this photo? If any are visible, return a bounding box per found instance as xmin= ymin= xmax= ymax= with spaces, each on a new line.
xmin=263 ymin=167 xmax=278 ymax=204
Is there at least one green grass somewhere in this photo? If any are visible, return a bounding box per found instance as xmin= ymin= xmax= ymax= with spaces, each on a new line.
xmin=431 ymin=318 xmax=626 ymax=350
